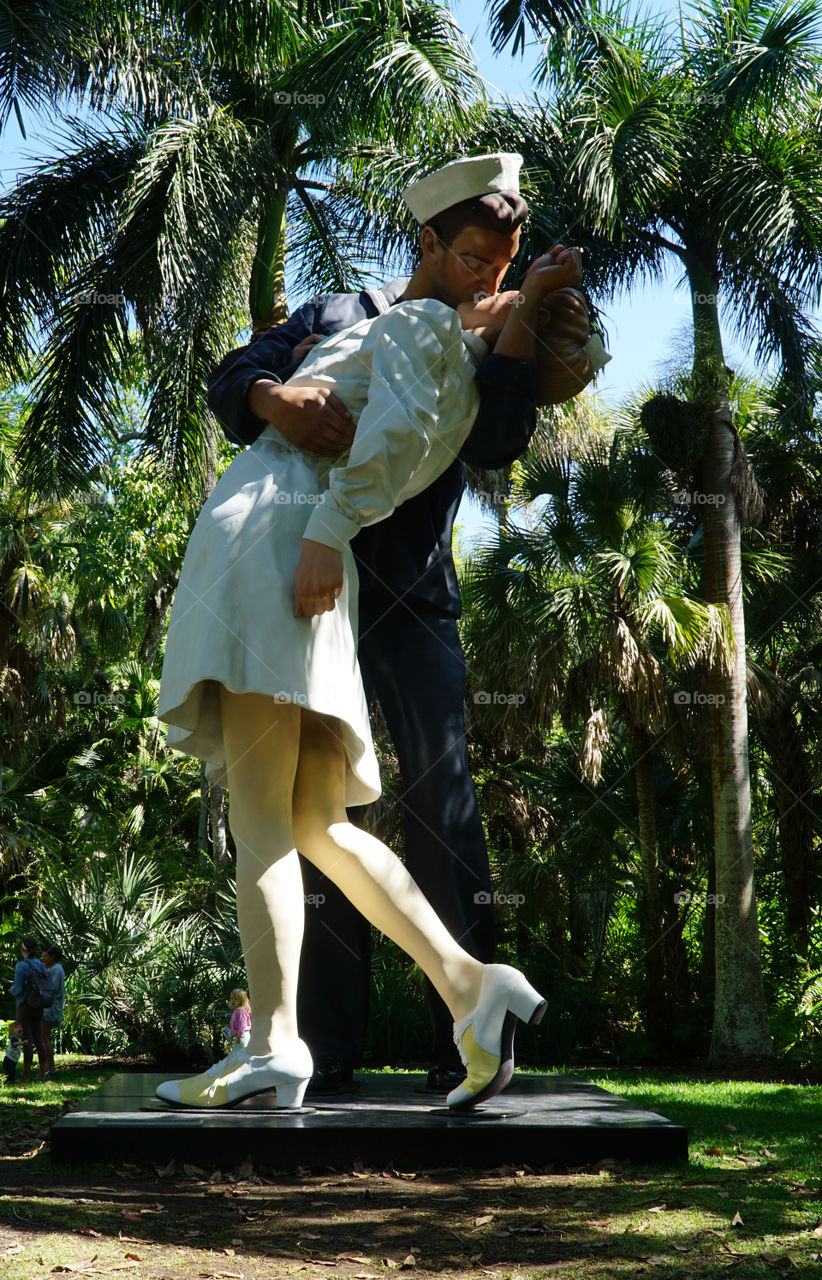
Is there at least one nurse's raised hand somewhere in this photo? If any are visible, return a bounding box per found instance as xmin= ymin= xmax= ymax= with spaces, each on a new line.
xmin=294 ymin=539 xmax=344 ymax=617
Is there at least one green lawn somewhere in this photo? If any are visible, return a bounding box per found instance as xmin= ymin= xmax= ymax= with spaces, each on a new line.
xmin=1 ymin=1060 xmax=821 ymax=1279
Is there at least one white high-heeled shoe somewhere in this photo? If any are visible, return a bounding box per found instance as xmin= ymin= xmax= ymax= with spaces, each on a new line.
xmin=447 ymin=964 xmax=547 ymax=1110
xmin=155 ymin=1040 xmax=313 ymax=1109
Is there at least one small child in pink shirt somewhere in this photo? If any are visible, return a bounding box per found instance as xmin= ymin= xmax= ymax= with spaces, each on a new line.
xmin=225 ymin=988 xmax=251 ymax=1048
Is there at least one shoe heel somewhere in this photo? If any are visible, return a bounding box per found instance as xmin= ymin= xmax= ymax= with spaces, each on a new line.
xmin=275 ymin=1076 xmax=309 ymax=1108
xmin=506 ymin=970 xmax=548 ymax=1025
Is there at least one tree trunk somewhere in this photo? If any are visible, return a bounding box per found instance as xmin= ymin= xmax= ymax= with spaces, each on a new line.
xmin=689 ymin=259 xmax=775 ymax=1066
xmin=702 ymin=853 xmax=716 ymax=997
xmin=209 ymin=782 xmax=228 ymax=874
xmin=761 ymin=699 xmax=813 ymax=962
xmin=627 ymin=723 xmax=667 ymax=1049
xmin=198 ymin=760 xmax=210 ymax=864
xmin=661 ymin=876 xmax=692 ymax=1006
xmin=249 ymin=181 xmax=290 ymax=331
xmin=138 ymin=570 xmax=179 ymax=668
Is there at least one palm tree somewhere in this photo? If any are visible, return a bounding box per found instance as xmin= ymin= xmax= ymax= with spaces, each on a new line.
xmin=460 ymin=397 xmax=732 ymax=1048
xmin=0 ymin=0 xmax=483 ymax=498
xmin=497 ymin=0 xmax=822 ymax=1065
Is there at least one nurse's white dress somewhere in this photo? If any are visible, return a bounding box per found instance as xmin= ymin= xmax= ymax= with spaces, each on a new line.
xmin=157 ymin=298 xmax=486 ymax=805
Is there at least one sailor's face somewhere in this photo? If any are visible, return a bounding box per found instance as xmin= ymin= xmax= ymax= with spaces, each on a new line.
xmin=429 ymin=225 xmax=521 ymax=307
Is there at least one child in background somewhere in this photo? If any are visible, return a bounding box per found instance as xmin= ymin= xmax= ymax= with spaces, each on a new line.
xmin=225 ymin=989 xmax=251 ymax=1049
xmin=2 ymin=1022 xmax=26 ymax=1084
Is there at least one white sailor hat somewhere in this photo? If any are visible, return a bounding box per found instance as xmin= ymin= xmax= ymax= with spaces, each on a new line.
xmin=401 ymin=152 xmax=523 ymax=224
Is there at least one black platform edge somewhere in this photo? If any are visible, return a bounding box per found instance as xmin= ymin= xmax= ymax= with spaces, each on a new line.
xmin=50 ymin=1072 xmax=689 ymax=1170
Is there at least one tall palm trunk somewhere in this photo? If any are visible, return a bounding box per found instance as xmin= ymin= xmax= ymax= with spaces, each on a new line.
xmin=688 ymin=259 xmax=775 ymax=1065
xmin=250 ymin=182 xmax=290 ymax=331
xmin=627 ymin=723 xmax=667 ymax=1049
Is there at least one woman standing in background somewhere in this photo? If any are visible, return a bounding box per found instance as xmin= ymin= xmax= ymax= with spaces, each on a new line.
xmin=8 ymin=937 xmax=48 ymax=1082
xmin=41 ymin=946 xmax=66 ymax=1077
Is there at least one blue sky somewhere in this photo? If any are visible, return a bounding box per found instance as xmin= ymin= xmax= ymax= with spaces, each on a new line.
xmin=1 ymin=0 xmax=814 ymax=541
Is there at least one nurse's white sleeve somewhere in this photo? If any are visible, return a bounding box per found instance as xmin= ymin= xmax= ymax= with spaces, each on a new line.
xmin=303 ymin=299 xmax=464 ymax=553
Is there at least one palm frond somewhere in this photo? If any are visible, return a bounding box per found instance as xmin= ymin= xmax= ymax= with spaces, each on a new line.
xmin=711 ymin=118 xmax=822 ymax=305
xmin=281 ymin=0 xmax=482 ymax=141
xmin=0 ymin=0 xmax=85 ymax=131
xmin=15 ymin=261 xmax=132 ymax=494
xmin=486 ymin=0 xmax=589 ymax=57
xmin=689 ymin=0 xmax=821 ymax=114
xmin=567 ymin=62 xmax=683 ymax=235
xmin=0 ymin=116 xmax=145 ymax=376
xmin=720 ymin=250 xmax=820 ymax=408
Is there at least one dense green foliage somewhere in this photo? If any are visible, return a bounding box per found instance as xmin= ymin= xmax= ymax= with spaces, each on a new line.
xmin=3 ymin=369 xmax=822 ymax=1071
xmin=2 ymin=0 xmax=821 ymax=1073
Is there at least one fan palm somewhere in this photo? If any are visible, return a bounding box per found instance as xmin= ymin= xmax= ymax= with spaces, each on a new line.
xmin=498 ymin=0 xmax=822 ymax=1064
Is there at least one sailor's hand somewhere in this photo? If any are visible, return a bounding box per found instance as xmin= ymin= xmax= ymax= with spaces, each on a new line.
xmin=294 ymin=539 xmax=344 ymax=617
xmin=537 ymin=288 xmax=591 ymax=348
xmin=536 ymin=290 xmax=598 ymax=404
xmin=249 ymin=380 xmax=355 ymax=454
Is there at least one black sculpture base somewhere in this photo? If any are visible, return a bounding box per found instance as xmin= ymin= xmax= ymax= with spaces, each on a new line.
xmin=50 ymin=1071 xmax=688 ymax=1169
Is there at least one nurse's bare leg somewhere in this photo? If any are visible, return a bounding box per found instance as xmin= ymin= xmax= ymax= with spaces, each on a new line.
xmin=219 ymin=688 xmax=304 ymax=1055
xmin=291 ymin=710 xmax=483 ymax=1021
xmin=155 ymin=689 xmax=311 ymax=1108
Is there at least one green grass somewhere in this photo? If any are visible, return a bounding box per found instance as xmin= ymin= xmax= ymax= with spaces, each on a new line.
xmin=1 ymin=1060 xmax=822 ymax=1279
xmin=0 ymin=1055 xmax=117 ymax=1153
xmin=586 ymin=1069 xmax=822 ymax=1180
